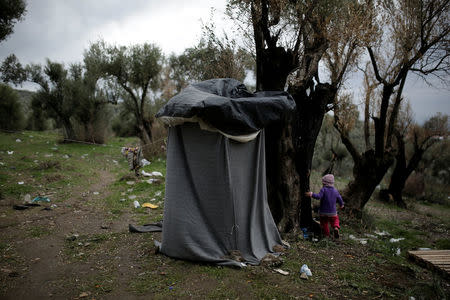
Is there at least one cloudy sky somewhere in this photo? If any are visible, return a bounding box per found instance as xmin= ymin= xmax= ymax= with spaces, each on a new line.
xmin=0 ymin=0 xmax=448 ymax=123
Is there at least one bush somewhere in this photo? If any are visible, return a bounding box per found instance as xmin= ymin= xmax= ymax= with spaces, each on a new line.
xmin=0 ymin=83 xmax=25 ymax=130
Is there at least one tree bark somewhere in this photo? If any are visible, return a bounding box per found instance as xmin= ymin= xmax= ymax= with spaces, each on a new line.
xmin=342 ymin=149 xmax=394 ymax=215
xmin=61 ymin=118 xmax=76 ymax=142
xmin=384 ymin=133 xmax=427 ymax=208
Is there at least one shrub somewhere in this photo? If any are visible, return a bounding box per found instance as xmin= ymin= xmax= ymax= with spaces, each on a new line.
xmin=0 ymin=83 xmax=24 ymax=130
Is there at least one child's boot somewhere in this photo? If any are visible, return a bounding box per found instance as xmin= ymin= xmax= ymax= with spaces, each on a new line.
xmin=333 ymin=227 xmax=340 ymax=239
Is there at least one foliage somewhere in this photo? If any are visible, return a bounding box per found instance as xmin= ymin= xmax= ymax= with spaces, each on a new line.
xmin=0 ymin=0 xmax=26 ymax=42
xmin=169 ymin=23 xmax=253 ymax=91
xmin=84 ymin=40 xmax=164 ymax=151
xmin=0 ymin=83 xmax=24 ymax=130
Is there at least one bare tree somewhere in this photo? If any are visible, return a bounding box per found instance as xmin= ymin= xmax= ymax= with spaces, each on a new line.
xmin=334 ymin=0 xmax=449 ymax=215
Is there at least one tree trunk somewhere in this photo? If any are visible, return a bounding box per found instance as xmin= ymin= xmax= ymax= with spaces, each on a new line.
xmin=385 ymin=134 xmax=426 ymax=208
xmin=291 ymin=83 xmax=336 ymax=231
xmin=138 ymin=117 xmax=153 ymax=158
xmin=260 ymin=47 xmax=299 ymax=233
xmin=61 ymin=118 xmax=76 ymax=142
xmin=342 ymin=150 xmax=394 ymax=216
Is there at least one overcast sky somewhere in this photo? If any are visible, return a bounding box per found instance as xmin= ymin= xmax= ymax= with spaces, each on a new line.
xmin=0 ymin=0 xmax=448 ymax=124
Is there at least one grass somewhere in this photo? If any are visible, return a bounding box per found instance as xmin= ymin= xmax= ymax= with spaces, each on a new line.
xmin=1 ymin=130 xmax=449 ymax=299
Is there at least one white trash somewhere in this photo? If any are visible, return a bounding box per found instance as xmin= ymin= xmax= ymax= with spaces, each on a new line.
xmin=16 ymin=139 xmax=21 ymax=142
xmin=133 ymin=200 xmax=140 ymax=208
xmin=374 ymin=230 xmax=390 ymax=236
xmin=141 ymin=159 xmax=151 ymax=166
xmin=300 ymin=264 xmax=312 ymax=276
xmin=141 ymin=170 xmax=152 ymax=177
xmin=7 ymin=151 xmax=13 ymax=155
xmin=151 ymin=171 xmax=163 ymax=177
xmin=389 ymin=238 xmax=405 ymax=243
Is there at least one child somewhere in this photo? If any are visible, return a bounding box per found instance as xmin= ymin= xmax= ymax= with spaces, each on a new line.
xmin=306 ymin=174 xmax=344 ymax=238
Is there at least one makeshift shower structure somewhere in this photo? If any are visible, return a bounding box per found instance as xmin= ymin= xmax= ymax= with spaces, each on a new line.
xmin=156 ymin=78 xmax=295 ymax=267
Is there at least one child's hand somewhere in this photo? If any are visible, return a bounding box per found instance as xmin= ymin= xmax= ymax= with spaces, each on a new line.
xmin=305 ymin=192 xmax=313 ymax=197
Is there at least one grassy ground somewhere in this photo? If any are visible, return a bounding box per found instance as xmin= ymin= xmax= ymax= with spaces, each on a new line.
xmin=0 ymin=130 xmax=449 ymax=299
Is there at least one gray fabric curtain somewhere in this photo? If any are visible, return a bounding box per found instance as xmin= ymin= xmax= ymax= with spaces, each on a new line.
xmin=160 ymin=123 xmax=282 ymax=267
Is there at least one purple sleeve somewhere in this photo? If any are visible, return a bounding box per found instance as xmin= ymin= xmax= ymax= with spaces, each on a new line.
xmin=337 ymin=191 xmax=344 ymax=207
xmin=312 ymin=188 xmax=324 ymax=199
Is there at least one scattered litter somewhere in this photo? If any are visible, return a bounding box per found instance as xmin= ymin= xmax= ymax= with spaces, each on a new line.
xmin=93 ymin=192 xmax=100 ymax=195
xmin=127 ymin=188 xmax=133 ymax=192
xmin=7 ymin=151 xmax=13 ymax=155
xmin=300 ymin=272 xmax=308 ymax=280
xmin=133 ymin=200 xmax=140 ymax=208
xmin=349 ymin=234 xmax=368 ymax=245
xmin=29 ymin=135 xmax=33 ymax=138
xmin=129 ymin=221 xmax=163 ymax=233
xmin=301 ymin=227 xmax=309 ymax=239
xmin=24 ymin=194 xmax=31 ymax=203
xmin=13 ymin=204 xmax=30 ymax=210
xmin=66 ymin=234 xmax=79 ymax=241
xmin=63 ymin=154 xmax=69 ymax=159
xmin=312 ymin=238 xmax=319 ymax=242
xmin=18 ymin=181 xmax=24 ymax=185
xmin=0 ymin=162 xmax=4 ymax=165
xmin=141 ymin=158 xmax=151 ymax=166
xmin=16 ymin=139 xmax=22 ymax=142
xmin=142 ymin=203 xmax=158 ymax=209
xmin=120 ymin=198 xmax=126 ymax=202
xmin=146 ymin=179 xmax=157 ymax=184
xmin=32 ymin=196 xmax=50 ymax=203
xmin=300 ymin=264 xmax=312 ymax=277
xmin=50 ymin=204 xmax=57 ymax=208
xmin=281 ymin=240 xmax=291 ymax=249
xmin=112 ymin=160 xmax=118 ymax=164
xmin=364 ymin=234 xmax=377 ymax=239
xmin=126 ymin=181 xmax=135 ymax=185
xmin=128 ymin=195 xmax=137 ymax=200
xmin=142 ymin=170 xmax=152 ymax=176
xmin=151 ymin=171 xmax=163 ymax=177
xmin=389 ymin=238 xmax=405 ymax=243
xmin=274 ymin=268 xmax=289 ymax=275
xmin=374 ymin=230 xmax=390 ymax=236
xmin=155 ymin=191 xmax=162 ymax=197
xmin=150 ymin=198 xmax=156 ymax=202
xmin=44 ymin=154 xmax=53 ymax=157
xmin=395 ymin=248 xmax=401 ymax=256
xmin=51 ymin=147 xmax=58 ymax=150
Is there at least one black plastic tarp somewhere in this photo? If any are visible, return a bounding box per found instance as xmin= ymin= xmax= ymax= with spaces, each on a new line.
xmin=155 ymin=78 xmax=295 ymax=136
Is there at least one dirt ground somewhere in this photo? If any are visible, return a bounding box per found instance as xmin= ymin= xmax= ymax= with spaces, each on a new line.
xmin=0 ymin=132 xmax=449 ymax=299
